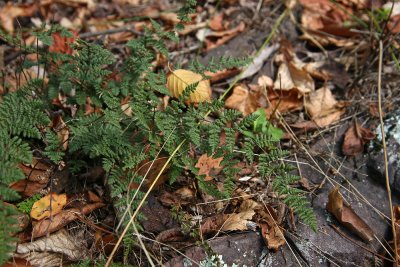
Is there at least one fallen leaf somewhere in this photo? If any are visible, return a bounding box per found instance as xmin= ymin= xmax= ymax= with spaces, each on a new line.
xmin=238 ymin=44 xmax=279 ymax=81
xmin=133 ymin=157 xmax=169 ymax=190
xmin=10 ymin=160 xmax=53 ymax=197
xmin=167 ymin=69 xmax=211 ymax=103
xmin=298 ymin=0 xmax=358 ymax=46
xmin=294 ymin=86 xmax=346 ymax=129
xmin=0 ymin=3 xmax=37 ymax=33
xmin=342 ymin=122 xmax=375 ymax=156
xmin=259 ymin=222 xmax=286 ymax=251
xmin=195 ymin=154 xmax=223 ymax=181
xmin=197 ymin=22 xmax=245 ymax=51
xmin=264 ymin=87 xmax=303 ymax=116
xmin=221 ymin=210 xmax=255 ymax=231
xmin=50 ymin=116 xmax=69 ymax=151
xmin=49 ymin=32 xmax=77 ymax=55
xmin=274 ymin=62 xmax=314 ymax=94
xmin=204 ymin=68 xmax=241 ymax=84
xmin=30 ymin=193 xmax=67 ymax=220
xmin=225 ymin=84 xmax=264 ymax=116
xmin=16 ymin=229 xmax=88 ymax=263
xmin=209 ymin=13 xmax=225 ymax=31
xmin=32 ymin=194 xmax=104 ymax=238
xmin=326 ymin=186 xmax=374 ymax=242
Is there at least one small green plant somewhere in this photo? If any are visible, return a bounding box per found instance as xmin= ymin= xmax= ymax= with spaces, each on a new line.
xmin=0 ymin=0 xmax=316 ymax=264
xmin=17 ymin=194 xmax=42 ymax=214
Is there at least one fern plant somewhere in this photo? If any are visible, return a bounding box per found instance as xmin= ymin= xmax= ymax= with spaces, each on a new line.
xmin=0 ymin=0 xmax=317 ymax=264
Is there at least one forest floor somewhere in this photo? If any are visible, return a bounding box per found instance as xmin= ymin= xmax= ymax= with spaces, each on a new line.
xmin=2 ymin=0 xmax=400 ymax=266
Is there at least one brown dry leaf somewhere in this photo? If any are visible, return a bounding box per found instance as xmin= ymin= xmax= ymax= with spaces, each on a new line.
xmin=200 ymin=22 xmax=246 ymax=51
xmin=204 ymin=68 xmax=241 ymax=84
xmin=256 ymin=205 xmax=286 ymax=251
xmin=342 ymin=122 xmax=375 ymax=156
xmin=225 ymin=84 xmax=264 ymax=116
xmin=50 ymin=116 xmax=69 ymax=151
xmin=274 ymin=62 xmax=315 ymax=94
xmin=32 ymin=193 xmax=104 ymax=238
xmin=298 ymin=0 xmax=358 ymax=46
xmin=0 ymin=3 xmax=37 ymax=33
xmin=209 ymin=13 xmax=225 ymax=31
xmin=31 ymin=193 xmax=67 ymax=220
xmin=195 ymin=154 xmax=223 ymax=181
xmin=259 ymin=222 xmax=286 ymax=251
xmin=221 ymin=210 xmax=255 ymax=231
xmin=132 ymin=157 xmax=170 ymax=190
xmin=264 ymin=87 xmax=303 ymax=116
xmin=295 ymin=87 xmax=346 ymax=129
xmin=167 ymin=69 xmax=211 ymax=103
xmin=10 ymin=160 xmax=53 ymax=197
xmin=326 ymin=186 xmax=374 ymax=242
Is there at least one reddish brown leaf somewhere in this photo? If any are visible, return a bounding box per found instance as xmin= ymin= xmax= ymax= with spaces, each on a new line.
xmin=209 ymin=13 xmax=225 ymax=31
xmin=342 ymin=122 xmax=375 ymax=156
xmin=195 ymin=154 xmax=223 ymax=181
xmin=326 ymin=186 xmax=374 ymax=242
xmin=10 ymin=160 xmax=53 ymax=197
xmin=265 ymin=87 xmax=303 ymax=117
xmin=49 ymin=32 xmax=77 ymax=55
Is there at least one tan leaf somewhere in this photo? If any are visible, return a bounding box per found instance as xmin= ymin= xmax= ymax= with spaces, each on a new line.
xmin=225 ymin=84 xmax=263 ymax=116
xmin=221 ymin=210 xmax=255 ymax=231
xmin=50 ymin=116 xmax=69 ymax=151
xmin=326 ymin=186 xmax=374 ymax=242
xmin=32 ymin=202 xmax=105 ymax=238
xmin=30 ymin=193 xmax=67 ymax=220
xmin=0 ymin=3 xmax=37 ymax=33
xmin=260 ymin=222 xmax=286 ymax=251
xmin=342 ymin=122 xmax=375 ymax=156
xmin=195 ymin=154 xmax=223 ymax=181
xmin=167 ymin=69 xmax=211 ymax=103
xmin=274 ymin=62 xmax=314 ymax=94
xmin=32 ymin=192 xmax=104 ymax=238
xmin=304 ymin=86 xmax=346 ymax=128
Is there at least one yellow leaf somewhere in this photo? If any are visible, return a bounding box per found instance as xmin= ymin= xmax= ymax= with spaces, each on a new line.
xmin=167 ymin=69 xmax=211 ymax=103
xmin=30 ymin=193 xmax=67 ymax=220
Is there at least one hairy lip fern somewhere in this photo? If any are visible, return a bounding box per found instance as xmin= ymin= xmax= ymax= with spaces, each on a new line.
xmin=0 ymin=0 xmax=316 ymax=264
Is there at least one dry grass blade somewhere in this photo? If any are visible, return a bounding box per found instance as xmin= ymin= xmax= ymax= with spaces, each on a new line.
xmin=377 ymin=40 xmax=398 ymax=266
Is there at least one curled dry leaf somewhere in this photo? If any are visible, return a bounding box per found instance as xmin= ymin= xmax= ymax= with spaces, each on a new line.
xmin=342 ymin=122 xmax=375 ymax=156
xmin=257 ymin=205 xmax=286 ymax=251
xmin=326 ymin=186 xmax=374 ymax=242
xmin=30 ymin=193 xmax=67 ymax=220
xmin=196 ymin=21 xmax=245 ymax=51
xmin=167 ymin=69 xmax=211 ymax=103
xmin=195 ymin=153 xmax=223 ymax=181
xmin=16 ymin=229 xmax=88 ymax=263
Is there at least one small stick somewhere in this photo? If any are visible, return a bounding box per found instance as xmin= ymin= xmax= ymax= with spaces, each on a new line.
xmin=378 ymin=40 xmax=398 ymax=265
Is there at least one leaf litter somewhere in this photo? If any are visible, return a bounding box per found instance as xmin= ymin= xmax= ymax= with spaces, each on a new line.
xmin=2 ymin=0 xmax=400 ymax=265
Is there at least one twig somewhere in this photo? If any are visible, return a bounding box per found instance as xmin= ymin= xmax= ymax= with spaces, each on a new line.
xmin=79 ymin=26 xmax=143 ymax=39
xmin=378 ymin=40 xmax=398 ymax=266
